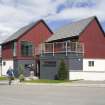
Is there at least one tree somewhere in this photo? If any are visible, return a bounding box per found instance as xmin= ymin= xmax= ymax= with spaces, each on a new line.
xmin=58 ymin=59 xmax=68 ymax=80
xmin=18 ymin=64 xmax=24 ymax=76
xmin=18 ymin=64 xmax=25 ymax=82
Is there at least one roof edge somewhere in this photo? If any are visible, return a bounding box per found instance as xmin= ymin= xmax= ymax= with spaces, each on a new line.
xmin=16 ymin=19 xmax=53 ymax=41
xmin=46 ymin=16 xmax=96 ymax=42
xmin=78 ymin=16 xmax=96 ymax=36
xmin=1 ymin=19 xmax=53 ymax=45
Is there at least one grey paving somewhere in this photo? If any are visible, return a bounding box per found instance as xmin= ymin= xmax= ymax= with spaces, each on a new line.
xmin=0 ymin=83 xmax=105 ymax=105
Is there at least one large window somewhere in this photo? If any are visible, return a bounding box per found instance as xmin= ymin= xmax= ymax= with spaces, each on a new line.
xmin=21 ymin=41 xmax=33 ymax=56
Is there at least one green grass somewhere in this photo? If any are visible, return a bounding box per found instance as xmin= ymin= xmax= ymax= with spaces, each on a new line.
xmin=0 ymin=76 xmax=7 ymax=80
xmin=24 ymin=79 xmax=71 ymax=83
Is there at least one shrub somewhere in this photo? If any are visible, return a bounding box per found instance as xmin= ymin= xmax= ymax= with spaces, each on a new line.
xmin=18 ymin=64 xmax=24 ymax=76
xmin=18 ymin=64 xmax=24 ymax=82
xmin=19 ymin=74 xmax=24 ymax=82
xmin=58 ymin=59 xmax=68 ymax=80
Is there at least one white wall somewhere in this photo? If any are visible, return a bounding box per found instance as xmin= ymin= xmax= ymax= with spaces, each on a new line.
xmin=69 ymin=59 xmax=105 ymax=81
xmin=2 ymin=60 xmax=13 ymax=76
xmin=69 ymin=71 xmax=105 ymax=81
xmin=83 ymin=59 xmax=105 ymax=72
xmin=0 ymin=65 xmax=2 ymax=76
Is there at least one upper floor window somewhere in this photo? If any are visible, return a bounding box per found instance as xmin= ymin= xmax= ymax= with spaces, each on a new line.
xmin=21 ymin=41 xmax=33 ymax=56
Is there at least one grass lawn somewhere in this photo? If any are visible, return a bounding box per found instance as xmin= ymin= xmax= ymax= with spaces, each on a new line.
xmin=0 ymin=76 xmax=7 ymax=80
xmin=24 ymin=79 xmax=71 ymax=83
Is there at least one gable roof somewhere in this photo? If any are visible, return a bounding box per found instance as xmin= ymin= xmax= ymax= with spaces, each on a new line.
xmin=2 ymin=20 xmax=52 ymax=44
xmin=46 ymin=16 xmax=96 ymax=42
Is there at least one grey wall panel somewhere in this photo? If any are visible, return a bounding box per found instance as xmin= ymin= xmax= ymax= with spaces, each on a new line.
xmin=40 ymin=53 xmax=83 ymax=80
xmin=14 ymin=59 xmax=35 ymax=77
xmin=69 ymin=58 xmax=83 ymax=71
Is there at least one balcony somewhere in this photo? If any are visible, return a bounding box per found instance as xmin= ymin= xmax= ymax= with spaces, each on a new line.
xmin=35 ymin=41 xmax=84 ymax=56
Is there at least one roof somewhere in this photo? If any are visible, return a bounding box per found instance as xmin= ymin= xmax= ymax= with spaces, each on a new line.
xmin=3 ymin=23 xmax=34 ymax=44
xmin=2 ymin=19 xmax=52 ymax=44
xmin=46 ymin=16 xmax=96 ymax=42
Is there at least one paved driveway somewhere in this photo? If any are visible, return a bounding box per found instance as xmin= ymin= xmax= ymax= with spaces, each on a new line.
xmin=0 ymin=84 xmax=105 ymax=105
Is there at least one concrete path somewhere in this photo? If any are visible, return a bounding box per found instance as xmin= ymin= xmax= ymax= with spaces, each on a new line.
xmin=0 ymin=80 xmax=105 ymax=87
xmin=18 ymin=80 xmax=105 ymax=87
xmin=0 ymin=79 xmax=19 ymax=85
xmin=65 ymin=80 xmax=105 ymax=87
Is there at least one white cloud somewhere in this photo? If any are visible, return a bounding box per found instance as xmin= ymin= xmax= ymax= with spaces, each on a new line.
xmin=0 ymin=0 xmax=105 ymax=43
xmin=46 ymin=0 xmax=105 ymax=22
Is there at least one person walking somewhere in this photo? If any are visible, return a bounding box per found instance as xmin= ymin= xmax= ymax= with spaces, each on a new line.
xmin=6 ymin=67 xmax=14 ymax=85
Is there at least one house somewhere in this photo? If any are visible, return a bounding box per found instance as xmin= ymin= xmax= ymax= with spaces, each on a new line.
xmin=0 ymin=20 xmax=53 ymax=77
xmin=40 ymin=16 xmax=105 ymax=81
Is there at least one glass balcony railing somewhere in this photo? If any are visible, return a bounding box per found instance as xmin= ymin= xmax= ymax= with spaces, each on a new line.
xmin=35 ymin=41 xmax=84 ymax=56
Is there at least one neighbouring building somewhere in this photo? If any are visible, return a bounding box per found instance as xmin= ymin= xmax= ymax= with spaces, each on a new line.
xmin=40 ymin=16 xmax=105 ymax=81
xmin=0 ymin=20 xmax=53 ymax=77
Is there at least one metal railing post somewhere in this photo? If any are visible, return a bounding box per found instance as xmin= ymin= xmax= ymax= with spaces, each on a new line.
xmin=53 ymin=43 xmax=54 ymax=56
xmin=41 ymin=43 xmax=43 ymax=56
xmin=66 ymin=41 xmax=68 ymax=56
xmin=75 ymin=42 xmax=77 ymax=53
xmin=43 ymin=43 xmax=45 ymax=54
xmin=82 ymin=43 xmax=84 ymax=56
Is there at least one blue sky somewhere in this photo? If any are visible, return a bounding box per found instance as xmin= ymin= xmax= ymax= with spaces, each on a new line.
xmin=0 ymin=0 xmax=105 ymax=42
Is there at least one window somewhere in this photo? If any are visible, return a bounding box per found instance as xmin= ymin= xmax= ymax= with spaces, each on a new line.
xmin=88 ymin=61 xmax=94 ymax=67
xmin=21 ymin=41 xmax=33 ymax=56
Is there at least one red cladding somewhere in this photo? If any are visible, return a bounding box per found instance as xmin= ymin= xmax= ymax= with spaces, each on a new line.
xmin=2 ymin=42 xmax=13 ymax=59
xmin=2 ymin=20 xmax=53 ymax=60
xmin=2 ymin=18 xmax=105 ymax=60
xmin=79 ymin=18 xmax=105 ymax=59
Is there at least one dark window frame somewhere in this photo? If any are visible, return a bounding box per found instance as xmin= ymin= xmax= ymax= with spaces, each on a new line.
xmin=21 ymin=41 xmax=33 ymax=57
xmin=88 ymin=61 xmax=94 ymax=67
